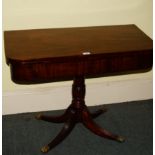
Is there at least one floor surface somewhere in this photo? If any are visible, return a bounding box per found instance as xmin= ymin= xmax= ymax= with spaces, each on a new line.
xmin=2 ymin=99 xmax=153 ymax=155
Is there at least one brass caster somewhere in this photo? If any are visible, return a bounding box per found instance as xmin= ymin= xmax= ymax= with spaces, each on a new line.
xmin=35 ymin=113 xmax=42 ymax=120
xmin=117 ymin=136 xmax=125 ymax=143
xmin=41 ymin=145 xmax=50 ymax=153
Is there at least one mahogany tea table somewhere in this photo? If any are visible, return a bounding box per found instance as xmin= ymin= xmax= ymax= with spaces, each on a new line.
xmin=4 ymin=25 xmax=153 ymax=153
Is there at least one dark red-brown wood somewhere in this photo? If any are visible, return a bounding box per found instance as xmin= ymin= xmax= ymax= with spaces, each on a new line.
xmin=36 ymin=76 xmax=124 ymax=153
xmin=4 ymin=25 xmax=153 ymax=84
xmin=4 ymin=25 xmax=153 ymax=153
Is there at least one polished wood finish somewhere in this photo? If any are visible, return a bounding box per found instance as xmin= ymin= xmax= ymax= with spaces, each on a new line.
xmin=4 ymin=25 xmax=152 ymax=84
xmin=37 ymin=77 xmax=124 ymax=153
xmin=4 ymin=25 xmax=153 ymax=153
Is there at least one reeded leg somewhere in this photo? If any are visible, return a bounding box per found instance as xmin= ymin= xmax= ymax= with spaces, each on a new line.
xmin=90 ymin=108 xmax=107 ymax=119
xmin=82 ymin=108 xmax=125 ymax=142
xmin=35 ymin=111 xmax=68 ymax=123
xmin=41 ymin=117 xmax=76 ymax=153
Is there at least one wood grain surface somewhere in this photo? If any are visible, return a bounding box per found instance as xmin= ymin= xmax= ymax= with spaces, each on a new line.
xmin=4 ymin=25 xmax=153 ymax=84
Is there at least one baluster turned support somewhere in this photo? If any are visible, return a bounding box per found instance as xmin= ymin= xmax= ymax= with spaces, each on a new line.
xmin=36 ymin=76 xmax=125 ymax=153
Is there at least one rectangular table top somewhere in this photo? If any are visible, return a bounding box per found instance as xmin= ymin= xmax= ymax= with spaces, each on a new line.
xmin=4 ymin=25 xmax=153 ymax=84
xmin=4 ymin=24 xmax=152 ymax=62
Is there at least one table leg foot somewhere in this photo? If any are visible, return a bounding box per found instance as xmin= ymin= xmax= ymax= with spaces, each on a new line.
xmin=35 ymin=112 xmax=68 ymax=123
xmin=41 ymin=117 xmax=75 ymax=153
xmin=35 ymin=113 xmax=42 ymax=120
xmin=82 ymin=108 xmax=125 ymax=142
xmin=116 ymin=136 xmax=125 ymax=143
xmin=41 ymin=145 xmax=50 ymax=153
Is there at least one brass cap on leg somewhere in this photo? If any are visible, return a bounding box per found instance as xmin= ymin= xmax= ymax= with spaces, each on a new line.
xmin=41 ymin=145 xmax=50 ymax=153
xmin=117 ymin=136 xmax=125 ymax=143
xmin=35 ymin=113 xmax=42 ymax=120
